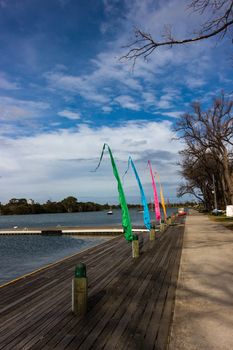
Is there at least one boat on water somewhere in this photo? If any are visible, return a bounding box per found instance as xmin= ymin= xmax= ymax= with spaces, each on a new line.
xmin=178 ymin=207 xmax=187 ymax=216
xmin=107 ymin=209 xmax=113 ymax=215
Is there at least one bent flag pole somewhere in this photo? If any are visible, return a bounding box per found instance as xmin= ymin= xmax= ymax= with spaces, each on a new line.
xmin=155 ymin=171 xmax=167 ymax=222
xmin=93 ymin=143 xmax=133 ymax=241
xmin=148 ymin=160 xmax=161 ymax=222
xmin=124 ymin=156 xmax=151 ymax=230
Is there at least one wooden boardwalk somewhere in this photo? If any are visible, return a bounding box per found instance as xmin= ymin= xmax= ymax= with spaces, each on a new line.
xmin=0 ymin=224 xmax=184 ymax=350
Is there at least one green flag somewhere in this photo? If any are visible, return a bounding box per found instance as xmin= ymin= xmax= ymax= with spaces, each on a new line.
xmin=94 ymin=143 xmax=133 ymax=241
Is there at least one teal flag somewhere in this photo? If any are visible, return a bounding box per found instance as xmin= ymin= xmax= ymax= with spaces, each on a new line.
xmin=124 ymin=157 xmax=151 ymax=230
xmin=94 ymin=144 xmax=133 ymax=241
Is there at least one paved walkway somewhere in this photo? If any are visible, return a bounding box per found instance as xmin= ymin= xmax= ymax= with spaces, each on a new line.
xmin=169 ymin=210 xmax=233 ymax=350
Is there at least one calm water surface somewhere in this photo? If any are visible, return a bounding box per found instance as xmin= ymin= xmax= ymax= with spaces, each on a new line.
xmin=0 ymin=208 xmax=177 ymax=229
xmin=0 ymin=235 xmax=107 ymax=285
xmin=0 ymin=208 xmax=178 ymax=285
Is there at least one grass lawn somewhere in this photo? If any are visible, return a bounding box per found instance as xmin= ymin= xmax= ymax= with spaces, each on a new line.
xmin=208 ymin=215 xmax=233 ymax=231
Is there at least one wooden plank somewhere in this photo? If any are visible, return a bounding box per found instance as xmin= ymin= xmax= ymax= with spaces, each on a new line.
xmin=0 ymin=224 xmax=184 ymax=350
xmin=0 ymin=237 xmax=133 ymax=348
xmin=94 ymin=237 xmax=172 ymax=350
xmin=0 ymin=237 xmax=123 ymax=315
xmin=155 ymin=229 xmax=183 ymax=349
xmin=33 ymin=238 xmax=151 ymax=349
xmin=115 ymin=236 xmax=175 ymax=350
xmin=55 ymin=234 xmax=171 ymax=349
xmin=143 ymin=230 xmax=181 ymax=349
xmin=0 ymin=239 xmax=124 ymax=331
xmin=0 ymin=237 xmax=120 ymax=304
xmin=0 ymin=238 xmax=129 ymax=348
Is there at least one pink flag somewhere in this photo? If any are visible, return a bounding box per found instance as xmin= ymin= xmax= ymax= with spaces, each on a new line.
xmin=148 ymin=160 xmax=161 ymax=222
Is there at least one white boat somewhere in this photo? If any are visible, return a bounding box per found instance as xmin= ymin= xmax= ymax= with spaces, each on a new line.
xmin=107 ymin=209 xmax=113 ymax=215
xmin=178 ymin=207 xmax=187 ymax=216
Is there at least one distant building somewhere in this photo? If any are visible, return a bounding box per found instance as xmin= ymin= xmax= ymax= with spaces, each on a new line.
xmin=27 ymin=199 xmax=34 ymax=205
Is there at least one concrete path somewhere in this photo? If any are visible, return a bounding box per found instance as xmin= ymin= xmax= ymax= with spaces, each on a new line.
xmin=169 ymin=210 xmax=233 ymax=350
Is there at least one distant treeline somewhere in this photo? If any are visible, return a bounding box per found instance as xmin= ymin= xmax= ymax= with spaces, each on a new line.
xmin=0 ymin=196 xmax=196 ymax=215
xmin=0 ymin=197 xmax=105 ymax=215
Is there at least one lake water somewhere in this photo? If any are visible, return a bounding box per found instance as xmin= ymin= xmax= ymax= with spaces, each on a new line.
xmin=0 ymin=208 xmax=177 ymax=229
xmin=0 ymin=208 xmax=178 ymax=285
xmin=0 ymin=235 xmax=107 ymax=285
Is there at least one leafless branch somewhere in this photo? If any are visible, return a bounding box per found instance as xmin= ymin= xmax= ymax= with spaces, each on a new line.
xmin=121 ymin=0 xmax=233 ymax=63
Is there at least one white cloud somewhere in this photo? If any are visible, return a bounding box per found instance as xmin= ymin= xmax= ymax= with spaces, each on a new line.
xmin=114 ymin=95 xmax=141 ymax=111
xmin=160 ymin=111 xmax=183 ymax=118
xmin=44 ymin=0 xmax=217 ymax=114
xmin=0 ymin=74 xmax=19 ymax=90
xmin=124 ymin=0 xmax=207 ymax=40
xmin=156 ymin=94 xmax=173 ymax=109
xmin=58 ymin=109 xmax=81 ymax=120
xmin=102 ymin=106 xmax=113 ymax=113
xmin=0 ymin=96 xmax=50 ymax=121
xmin=45 ymin=71 xmax=110 ymax=104
xmin=0 ymin=120 xmax=182 ymax=202
xmin=141 ymin=92 xmax=157 ymax=106
xmin=102 ymin=0 xmax=121 ymax=15
xmin=186 ymin=77 xmax=206 ymax=89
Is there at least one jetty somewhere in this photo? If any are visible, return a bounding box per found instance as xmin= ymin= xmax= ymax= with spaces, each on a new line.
xmin=0 ymin=222 xmax=184 ymax=349
xmin=0 ymin=226 xmax=150 ymax=236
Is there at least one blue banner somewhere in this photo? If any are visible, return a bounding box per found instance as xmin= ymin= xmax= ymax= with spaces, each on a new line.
xmin=125 ymin=157 xmax=151 ymax=230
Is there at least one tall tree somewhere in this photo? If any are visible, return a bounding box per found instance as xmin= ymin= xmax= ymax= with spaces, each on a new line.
xmin=175 ymin=93 xmax=233 ymax=207
xmin=61 ymin=196 xmax=79 ymax=213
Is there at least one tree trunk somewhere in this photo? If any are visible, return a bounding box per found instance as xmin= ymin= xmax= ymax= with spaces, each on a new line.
xmin=222 ymin=149 xmax=233 ymax=204
xmin=221 ymin=175 xmax=228 ymax=207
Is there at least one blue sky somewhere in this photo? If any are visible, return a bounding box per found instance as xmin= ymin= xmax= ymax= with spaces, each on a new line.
xmin=0 ymin=0 xmax=232 ymax=204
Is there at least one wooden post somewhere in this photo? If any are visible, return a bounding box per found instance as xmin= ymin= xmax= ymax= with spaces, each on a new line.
xmin=171 ymin=214 xmax=175 ymax=224
xmin=72 ymin=263 xmax=88 ymax=316
xmin=149 ymin=228 xmax=155 ymax=241
xmin=160 ymin=222 xmax=165 ymax=232
xmin=132 ymin=234 xmax=139 ymax=258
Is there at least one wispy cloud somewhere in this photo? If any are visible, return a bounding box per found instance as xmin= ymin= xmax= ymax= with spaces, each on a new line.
xmin=0 ymin=74 xmax=19 ymax=90
xmin=114 ymin=95 xmax=141 ymax=111
xmin=160 ymin=111 xmax=183 ymax=118
xmin=0 ymin=96 xmax=50 ymax=121
xmin=45 ymin=71 xmax=110 ymax=104
xmin=186 ymin=77 xmax=206 ymax=89
xmin=58 ymin=109 xmax=81 ymax=120
xmin=43 ymin=0 xmax=222 ymax=118
xmin=102 ymin=106 xmax=113 ymax=113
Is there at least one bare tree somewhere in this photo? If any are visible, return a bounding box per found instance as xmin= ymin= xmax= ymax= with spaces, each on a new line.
xmin=175 ymin=93 xmax=233 ymax=207
xmin=177 ymin=148 xmax=228 ymax=209
xmin=122 ymin=0 xmax=233 ymax=64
